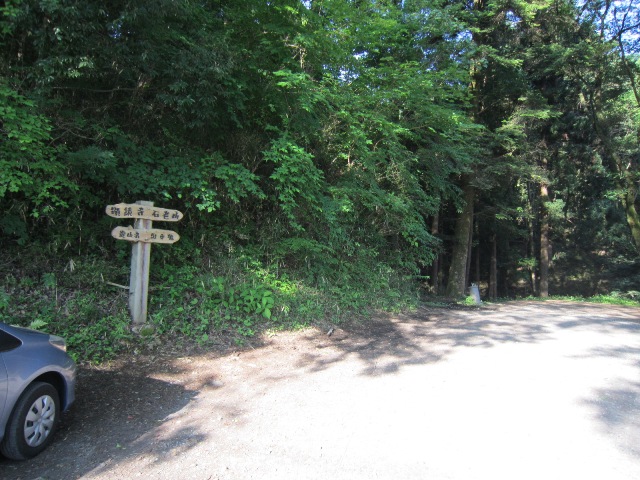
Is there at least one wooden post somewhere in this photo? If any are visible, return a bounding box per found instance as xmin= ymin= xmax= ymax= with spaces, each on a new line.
xmin=129 ymin=201 xmax=153 ymax=324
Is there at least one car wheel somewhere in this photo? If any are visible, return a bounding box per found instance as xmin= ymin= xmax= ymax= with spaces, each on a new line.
xmin=1 ymin=381 xmax=61 ymax=460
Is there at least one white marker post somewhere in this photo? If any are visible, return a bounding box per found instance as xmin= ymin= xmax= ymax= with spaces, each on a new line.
xmin=106 ymin=201 xmax=183 ymax=325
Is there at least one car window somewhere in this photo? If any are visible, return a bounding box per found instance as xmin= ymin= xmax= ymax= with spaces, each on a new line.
xmin=0 ymin=329 xmax=22 ymax=352
xmin=0 ymin=355 xmax=6 ymax=419
xmin=0 ymin=353 xmax=5 ymax=396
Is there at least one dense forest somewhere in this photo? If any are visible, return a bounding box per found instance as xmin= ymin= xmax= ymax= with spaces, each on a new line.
xmin=1 ymin=0 xmax=639 ymax=358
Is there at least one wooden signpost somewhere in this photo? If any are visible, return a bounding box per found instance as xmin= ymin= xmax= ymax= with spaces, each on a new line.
xmin=106 ymin=201 xmax=183 ymax=325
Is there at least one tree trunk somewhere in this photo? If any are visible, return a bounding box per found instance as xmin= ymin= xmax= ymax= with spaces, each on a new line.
xmin=621 ymin=176 xmax=640 ymax=251
xmin=474 ymin=219 xmax=481 ymax=284
xmin=465 ymin=216 xmax=473 ymax=287
xmin=446 ymin=182 xmax=475 ymax=298
xmin=540 ymin=183 xmax=550 ymax=298
xmin=430 ymin=214 xmax=440 ymax=294
xmin=489 ymin=234 xmax=497 ymax=300
xmin=474 ymin=242 xmax=480 ymax=285
xmin=528 ymin=218 xmax=538 ymax=296
xmin=613 ymin=20 xmax=640 ymax=252
xmin=593 ymin=136 xmax=640 ymax=253
xmin=586 ymin=41 xmax=640 ymax=252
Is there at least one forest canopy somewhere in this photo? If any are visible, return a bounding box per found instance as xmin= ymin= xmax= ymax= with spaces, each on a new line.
xmin=1 ymin=0 xmax=640 ymax=354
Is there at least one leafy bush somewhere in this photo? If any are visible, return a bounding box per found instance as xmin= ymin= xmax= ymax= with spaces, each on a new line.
xmin=0 ymin=232 xmax=422 ymax=362
xmin=149 ymin=267 xmax=276 ymax=342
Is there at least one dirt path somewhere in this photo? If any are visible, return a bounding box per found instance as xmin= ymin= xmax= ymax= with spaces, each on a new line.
xmin=2 ymin=301 xmax=640 ymax=479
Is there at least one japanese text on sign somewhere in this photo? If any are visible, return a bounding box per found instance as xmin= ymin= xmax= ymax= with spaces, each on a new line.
xmin=111 ymin=226 xmax=181 ymax=244
xmin=105 ymin=203 xmax=183 ymax=222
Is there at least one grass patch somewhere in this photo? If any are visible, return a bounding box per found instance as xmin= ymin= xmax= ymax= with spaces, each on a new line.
xmin=525 ymin=293 xmax=640 ymax=307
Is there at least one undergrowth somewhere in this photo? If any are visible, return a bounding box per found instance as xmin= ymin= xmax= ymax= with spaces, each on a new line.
xmin=3 ymin=242 xmax=639 ymax=364
xmin=0 ymin=245 xmax=421 ymax=363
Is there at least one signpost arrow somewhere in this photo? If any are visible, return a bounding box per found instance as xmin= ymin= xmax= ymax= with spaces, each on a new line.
xmin=111 ymin=226 xmax=180 ymax=244
xmin=106 ymin=203 xmax=183 ymax=222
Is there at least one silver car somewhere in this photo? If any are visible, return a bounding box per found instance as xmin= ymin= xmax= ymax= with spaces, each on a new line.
xmin=0 ymin=322 xmax=76 ymax=460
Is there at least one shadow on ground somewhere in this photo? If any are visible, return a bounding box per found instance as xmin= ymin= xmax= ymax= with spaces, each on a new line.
xmin=1 ymin=301 xmax=639 ymax=479
xmin=325 ymin=301 xmax=637 ymax=375
xmin=292 ymin=302 xmax=560 ymax=376
xmin=0 ymin=369 xmax=197 ymax=479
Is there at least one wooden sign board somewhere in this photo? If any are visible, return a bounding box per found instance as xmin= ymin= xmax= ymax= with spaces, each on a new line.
xmin=106 ymin=203 xmax=183 ymax=222
xmin=107 ymin=200 xmax=183 ymax=326
xmin=112 ymin=226 xmax=180 ymax=244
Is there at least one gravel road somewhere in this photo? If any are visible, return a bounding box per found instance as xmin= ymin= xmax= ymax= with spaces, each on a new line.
xmin=2 ymin=301 xmax=639 ymax=479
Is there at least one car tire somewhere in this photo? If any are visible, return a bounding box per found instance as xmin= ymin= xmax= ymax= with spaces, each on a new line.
xmin=0 ymin=381 xmax=61 ymax=460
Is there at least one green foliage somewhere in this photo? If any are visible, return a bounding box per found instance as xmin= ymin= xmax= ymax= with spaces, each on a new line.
xmin=28 ymin=319 xmax=49 ymax=331
xmin=1 ymin=0 xmax=639 ymax=364
xmin=62 ymin=310 xmax=132 ymax=362
xmin=461 ymin=295 xmax=481 ymax=306
xmin=0 ymin=80 xmax=77 ymax=241
xmin=264 ymin=136 xmax=323 ymax=230
xmin=1 ymin=0 xmax=475 ymax=266
xmin=213 ymin=161 xmax=266 ymax=205
xmin=147 ymin=264 xmax=275 ymax=341
xmin=0 ymin=288 xmax=9 ymax=321
xmin=588 ymin=293 xmax=640 ymax=307
xmin=208 ymin=276 xmax=275 ymax=320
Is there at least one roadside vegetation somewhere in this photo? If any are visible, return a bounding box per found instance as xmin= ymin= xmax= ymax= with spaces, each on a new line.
xmin=533 ymin=294 xmax=640 ymax=307
xmin=0 ymin=243 xmax=423 ymax=362
xmin=2 ymin=1 xmax=640 ymax=363
xmin=2 ymin=245 xmax=637 ymax=363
